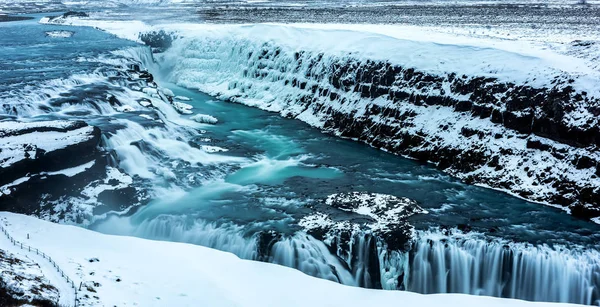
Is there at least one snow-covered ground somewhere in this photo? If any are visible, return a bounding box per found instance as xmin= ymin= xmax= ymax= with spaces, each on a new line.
xmin=0 ymin=249 xmax=59 ymax=305
xmin=0 ymin=227 xmax=75 ymax=306
xmin=0 ymin=212 xmax=590 ymax=307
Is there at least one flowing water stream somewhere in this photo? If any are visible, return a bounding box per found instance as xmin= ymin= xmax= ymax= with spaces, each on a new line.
xmin=1 ymin=16 xmax=599 ymax=305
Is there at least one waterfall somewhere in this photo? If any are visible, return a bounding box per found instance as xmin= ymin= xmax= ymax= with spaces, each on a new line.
xmin=94 ymin=214 xmax=363 ymax=286
xmin=95 ymin=210 xmax=600 ymax=305
xmin=326 ymin=231 xmax=383 ymax=289
xmin=321 ymin=229 xmax=600 ymax=305
xmin=407 ymin=231 xmax=600 ymax=305
xmin=270 ymin=235 xmax=358 ymax=286
xmin=110 ymin=36 xmax=600 ymax=305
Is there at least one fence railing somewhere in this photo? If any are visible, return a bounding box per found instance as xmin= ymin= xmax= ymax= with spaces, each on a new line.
xmin=0 ymin=224 xmax=78 ymax=307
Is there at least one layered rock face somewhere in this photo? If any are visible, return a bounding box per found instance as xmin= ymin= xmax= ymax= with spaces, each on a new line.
xmin=175 ymin=37 xmax=600 ymax=220
xmin=294 ymin=58 xmax=600 ymax=219
xmin=0 ymin=120 xmax=106 ymax=215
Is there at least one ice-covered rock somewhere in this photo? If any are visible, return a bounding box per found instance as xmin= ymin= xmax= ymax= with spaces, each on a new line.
xmin=161 ymin=88 xmax=174 ymax=97
xmin=39 ymin=11 xmax=88 ymax=25
xmin=0 ymin=120 xmax=107 ymax=215
xmin=171 ymin=100 xmax=193 ymax=114
xmin=116 ymin=105 xmax=135 ymax=112
xmin=301 ymin=192 xmax=426 ymax=251
xmin=138 ymin=30 xmax=177 ymax=53
xmin=0 ymin=120 xmax=100 ymax=175
xmin=44 ymin=30 xmax=74 ymax=38
xmin=200 ymin=145 xmax=228 ymax=153
xmin=141 ymin=87 xmax=158 ymax=96
xmin=137 ymin=98 xmax=152 ymax=107
xmin=190 ymin=113 xmax=218 ymax=124
xmin=174 ymin=95 xmax=191 ymax=101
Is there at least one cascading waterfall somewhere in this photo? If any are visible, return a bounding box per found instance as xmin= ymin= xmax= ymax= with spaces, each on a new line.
xmin=0 ymin=72 xmax=116 ymax=116
xmin=323 ymin=230 xmax=409 ymax=290
xmin=97 ymin=210 xmax=600 ymax=305
xmin=324 ymin=229 xmax=600 ymax=305
xmin=379 ymin=246 xmax=409 ymax=291
xmin=95 ymin=214 xmax=362 ymax=286
xmin=407 ymin=231 xmax=600 ymax=305
xmin=126 ymin=215 xmax=259 ymax=259
xmin=270 ymin=235 xmax=358 ymax=286
xmin=325 ymin=231 xmax=382 ymax=289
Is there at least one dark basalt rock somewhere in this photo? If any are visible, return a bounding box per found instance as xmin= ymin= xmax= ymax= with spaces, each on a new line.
xmin=0 ymin=121 xmax=102 ymax=186
xmin=300 ymin=192 xmax=426 ymax=252
xmin=0 ymin=15 xmax=34 ymax=23
xmin=139 ymin=30 xmax=178 ymax=53
xmin=0 ymin=120 xmax=107 ymax=215
xmin=94 ymin=186 xmax=138 ymax=215
xmin=63 ymin=11 xmax=89 ymax=18
xmin=138 ymin=71 xmax=154 ymax=83
xmin=299 ymin=192 xmax=425 ymax=289
xmin=43 ymin=12 xmax=88 ymax=25
xmin=570 ymin=202 xmax=600 ymax=220
xmin=230 ymin=45 xmax=600 ymax=218
xmin=255 ymin=230 xmax=282 ymax=262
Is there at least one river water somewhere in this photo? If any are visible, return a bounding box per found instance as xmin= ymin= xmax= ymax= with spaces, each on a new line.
xmin=1 ymin=14 xmax=599 ymax=305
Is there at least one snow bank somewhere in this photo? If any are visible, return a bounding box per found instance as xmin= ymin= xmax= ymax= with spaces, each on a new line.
xmin=0 ymin=212 xmax=587 ymax=307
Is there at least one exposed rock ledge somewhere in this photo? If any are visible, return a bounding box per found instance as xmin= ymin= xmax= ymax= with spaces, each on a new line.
xmin=0 ymin=120 xmax=107 ymax=216
xmin=300 ymin=192 xmax=426 ymax=252
xmin=300 ymin=192 xmax=425 ymax=289
xmin=204 ymin=44 xmax=600 ymax=221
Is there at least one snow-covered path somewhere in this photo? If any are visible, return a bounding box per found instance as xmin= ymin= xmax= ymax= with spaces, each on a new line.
xmin=0 ymin=219 xmax=76 ymax=307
